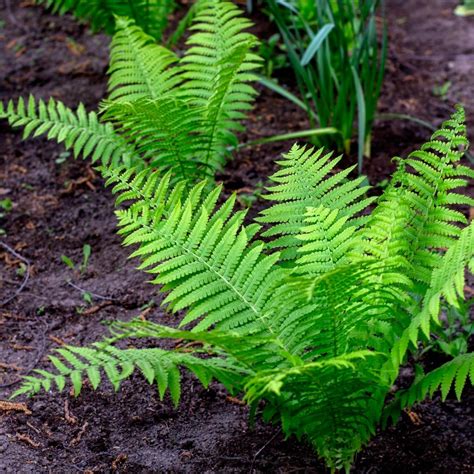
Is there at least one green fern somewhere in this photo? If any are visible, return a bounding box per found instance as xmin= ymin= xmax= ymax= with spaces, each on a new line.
xmin=107 ymin=17 xmax=181 ymax=102
xmin=256 ymin=145 xmax=374 ymax=262
xmin=1 ymin=1 xmax=261 ymax=179
xmin=0 ymin=95 xmax=139 ymax=167
xmin=385 ymin=352 xmax=474 ymax=424
xmin=12 ymin=107 xmax=474 ymax=471
xmin=34 ymin=0 xmax=176 ymax=40
xmin=14 ymin=342 xmax=244 ymax=406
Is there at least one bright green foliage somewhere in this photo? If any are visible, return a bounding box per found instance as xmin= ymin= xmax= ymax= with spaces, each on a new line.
xmin=107 ymin=17 xmax=181 ymax=102
xmin=13 ymin=341 xmax=244 ymax=406
xmin=14 ymin=107 xmax=474 ymax=471
xmin=385 ymin=352 xmax=474 ymax=424
xmin=0 ymin=96 xmax=139 ymax=167
xmin=34 ymin=0 xmax=176 ymax=40
xmin=101 ymin=164 xmax=285 ymax=332
xmin=1 ymin=0 xmax=261 ymax=180
xmin=257 ymin=145 xmax=373 ymax=262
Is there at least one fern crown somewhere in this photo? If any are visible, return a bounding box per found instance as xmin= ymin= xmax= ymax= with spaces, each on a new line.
xmin=12 ymin=106 xmax=474 ymax=470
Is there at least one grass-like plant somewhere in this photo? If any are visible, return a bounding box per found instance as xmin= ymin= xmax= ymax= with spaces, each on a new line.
xmin=33 ymin=0 xmax=177 ymax=40
xmin=455 ymin=0 xmax=474 ymax=16
xmin=1 ymin=0 xmax=261 ymax=181
xmin=12 ymin=106 xmax=474 ymax=471
xmin=263 ymin=0 xmax=387 ymax=172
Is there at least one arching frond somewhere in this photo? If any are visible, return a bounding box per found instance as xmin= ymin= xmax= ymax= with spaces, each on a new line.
xmin=361 ymin=106 xmax=473 ymax=288
xmin=0 ymin=96 xmax=139 ymax=167
xmin=12 ymin=342 xmax=243 ymax=406
xmin=101 ymin=164 xmax=285 ymax=332
xmin=385 ymin=353 xmax=474 ymax=424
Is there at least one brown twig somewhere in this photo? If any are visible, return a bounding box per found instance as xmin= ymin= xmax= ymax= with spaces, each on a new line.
xmin=16 ymin=433 xmax=41 ymax=448
xmin=0 ymin=400 xmax=32 ymax=415
xmin=64 ymin=399 xmax=78 ymax=424
xmin=0 ymin=241 xmax=31 ymax=307
xmin=71 ymin=421 xmax=89 ymax=446
xmin=0 ymin=321 xmax=48 ymax=388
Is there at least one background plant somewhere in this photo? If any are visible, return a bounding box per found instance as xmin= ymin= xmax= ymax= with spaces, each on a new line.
xmin=34 ymin=0 xmax=177 ymax=40
xmin=13 ymin=107 xmax=474 ymax=471
xmin=455 ymin=0 xmax=474 ymax=16
xmin=0 ymin=0 xmax=262 ymax=181
xmin=262 ymin=0 xmax=387 ymax=172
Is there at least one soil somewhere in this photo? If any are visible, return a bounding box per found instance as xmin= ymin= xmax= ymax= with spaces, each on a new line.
xmin=0 ymin=0 xmax=473 ymax=473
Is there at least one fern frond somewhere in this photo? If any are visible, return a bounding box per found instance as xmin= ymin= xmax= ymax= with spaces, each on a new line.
xmin=0 ymin=96 xmax=139 ymax=167
xmin=35 ymin=0 xmax=176 ymax=39
xmin=101 ymin=97 xmax=209 ymax=180
xmin=12 ymin=343 xmax=242 ymax=406
xmin=270 ymin=262 xmax=407 ymax=360
xmin=179 ymin=0 xmax=261 ymax=166
xmin=385 ymin=352 xmax=474 ymax=424
xmin=101 ymin=164 xmax=285 ymax=332
xmin=387 ymin=221 xmax=474 ymax=374
xmin=374 ymin=106 xmax=472 ymax=287
xmin=294 ymin=206 xmax=358 ymax=276
xmin=107 ymin=17 xmax=181 ymax=103
xmin=257 ymin=145 xmax=374 ymax=262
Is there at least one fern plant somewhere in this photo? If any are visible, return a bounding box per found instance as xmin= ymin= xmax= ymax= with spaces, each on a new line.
xmin=0 ymin=0 xmax=261 ymax=181
xmin=13 ymin=106 xmax=474 ymax=471
xmin=34 ymin=0 xmax=176 ymax=40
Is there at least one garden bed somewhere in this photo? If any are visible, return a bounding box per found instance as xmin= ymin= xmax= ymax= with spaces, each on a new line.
xmin=0 ymin=0 xmax=473 ymax=472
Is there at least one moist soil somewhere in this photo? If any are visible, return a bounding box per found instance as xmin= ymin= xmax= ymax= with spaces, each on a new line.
xmin=1 ymin=0 xmax=473 ymax=472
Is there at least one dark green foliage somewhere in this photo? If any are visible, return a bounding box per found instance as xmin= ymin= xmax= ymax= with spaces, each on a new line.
xmin=264 ymin=0 xmax=387 ymax=171
xmin=14 ymin=107 xmax=474 ymax=471
xmin=0 ymin=0 xmax=261 ymax=180
xmin=34 ymin=0 xmax=176 ymax=39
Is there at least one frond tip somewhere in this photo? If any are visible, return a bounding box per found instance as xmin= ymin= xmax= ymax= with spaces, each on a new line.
xmin=12 ymin=343 xmax=242 ymax=406
xmin=0 ymin=95 xmax=139 ymax=167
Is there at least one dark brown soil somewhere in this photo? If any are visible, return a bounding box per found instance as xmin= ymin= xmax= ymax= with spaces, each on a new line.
xmin=0 ymin=0 xmax=473 ymax=473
